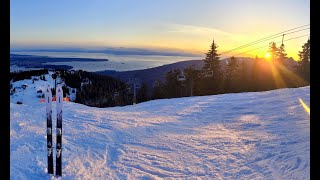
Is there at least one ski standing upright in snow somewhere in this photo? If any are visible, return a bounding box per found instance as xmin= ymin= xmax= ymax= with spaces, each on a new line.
xmin=45 ymin=85 xmax=53 ymax=174
xmin=56 ymin=85 xmax=63 ymax=176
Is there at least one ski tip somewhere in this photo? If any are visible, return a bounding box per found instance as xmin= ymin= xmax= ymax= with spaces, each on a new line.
xmin=56 ymin=86 xmax=63 ymax=92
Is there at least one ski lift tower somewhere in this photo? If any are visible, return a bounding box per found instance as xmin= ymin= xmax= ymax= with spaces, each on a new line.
xmin=177 ymin=72 xmax=187 ymax=97
xmin=127 ymin=78 xmax=141 ymax=105
xmin=133 ymin=79 xmax=141 ymax=105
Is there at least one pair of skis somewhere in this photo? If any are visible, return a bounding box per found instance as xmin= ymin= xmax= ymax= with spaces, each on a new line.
xmin=45 ymin=85 xmax=63 ymax=176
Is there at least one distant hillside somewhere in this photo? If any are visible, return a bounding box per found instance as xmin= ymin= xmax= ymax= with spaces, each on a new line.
xmin=95 ymin=59 xmax=205 ymax=91
xmin=95 ymin=57 xmax=299 ymax=93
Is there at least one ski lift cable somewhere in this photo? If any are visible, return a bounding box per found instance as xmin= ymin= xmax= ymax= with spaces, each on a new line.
xmin=221 ymin=24 xmax=310 ymax=54
xmin=221 ymin=28 xmax=309 ymax=56
xmin=220 ymin=25 xmax=310 ymax=55
xmin=231 ymin=34 xmax=309 ymax=57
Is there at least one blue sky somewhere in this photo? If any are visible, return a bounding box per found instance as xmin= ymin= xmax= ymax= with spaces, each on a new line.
xmin=10 ymin=0 xmax=310 ymax=59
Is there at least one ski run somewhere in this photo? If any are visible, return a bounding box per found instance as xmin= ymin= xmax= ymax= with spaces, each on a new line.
xmin=10 ymin=72 xmax=310 ymax=179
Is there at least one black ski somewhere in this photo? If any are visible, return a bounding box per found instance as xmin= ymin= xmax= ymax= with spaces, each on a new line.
xmin=55 ymin=85 xmax=63 ymax=176
xmin=45 ymin=86 xmax=53 ymax=174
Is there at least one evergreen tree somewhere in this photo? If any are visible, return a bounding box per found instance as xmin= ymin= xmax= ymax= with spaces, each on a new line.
xmin=296 ymin=39 xmax=310 ymax=83
xmin=151 ymin=81 xmax=165 ymax=100
xmin=183 ymin=66 xmax=200 ymax=96
xmin=163 ymin=69 xmax=181 ymax=98
xmin=203 ymin=38 xmax=220 ymax=71
xmin=224 ymin=56 xmax=239 ymax=92
xmin=276 ymin=44 xmax=287 ymax=63
xmin=239 ymin=60 xmax=249 ymax=92
xmin=202 ymin=38 xmax=222 ymax=94
xmin=251 ymin=55 xmax=260 ymax=91
xmin=275 ymin=43 xmax=291 ymax=88
xmin=137 ymin=82 xmax=149 ymax=103
xmin=268 ymin=42 xmax=278 ymax=61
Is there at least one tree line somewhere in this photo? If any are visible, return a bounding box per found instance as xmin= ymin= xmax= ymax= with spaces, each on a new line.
xmin=150 ymin=38 xmax=310 ymax=100
xmin=46 ymin=38 xmax=313 ymax=106
xmin=10 ymin=69 xmax=49 ymax=82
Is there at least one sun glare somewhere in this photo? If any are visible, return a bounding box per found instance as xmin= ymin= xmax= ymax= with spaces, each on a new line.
xmin=299 ymin=98 xmax=310 ymax=115
xmin=265 ymin=53 xmax=271 ymax=60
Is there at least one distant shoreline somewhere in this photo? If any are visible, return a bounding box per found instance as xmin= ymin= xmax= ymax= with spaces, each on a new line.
xmin=10 ymin=53 xmax=109 ymax=62
xmin=10 ymin=47 xmax=200 ymax=57
xmin=10 ymin=53 xmax=110 ymax=72
xmin=10 ymin=51 xmax=203 ymax=72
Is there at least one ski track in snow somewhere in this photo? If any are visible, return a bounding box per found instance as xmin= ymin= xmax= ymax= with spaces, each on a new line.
xmin=10 ymin=74 xmax=310 ymax=179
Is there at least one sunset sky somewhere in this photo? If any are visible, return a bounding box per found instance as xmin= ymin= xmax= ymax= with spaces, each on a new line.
xmin=10 ymin=0 xmax=310 ymax=60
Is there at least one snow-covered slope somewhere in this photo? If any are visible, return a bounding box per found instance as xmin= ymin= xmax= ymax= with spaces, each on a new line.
xmin=10 ymin=76 xmax=310 ymax=179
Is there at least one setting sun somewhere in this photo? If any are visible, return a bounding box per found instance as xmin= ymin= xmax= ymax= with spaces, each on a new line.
xmin=265 ymin=53 xmax=271 ymax=59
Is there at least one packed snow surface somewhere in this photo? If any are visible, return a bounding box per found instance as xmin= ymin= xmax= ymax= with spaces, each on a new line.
xmin=10 ymin=76 xmax=310 ymax=179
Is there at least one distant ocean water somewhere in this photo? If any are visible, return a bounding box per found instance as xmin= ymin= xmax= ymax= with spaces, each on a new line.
xmin=11 ymin=51 xmax=203 ymax=72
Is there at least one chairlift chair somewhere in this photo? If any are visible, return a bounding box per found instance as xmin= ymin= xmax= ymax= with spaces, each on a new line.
xmin=204 ymin=70 xmax=213 ymax=78
xmin=153 ymin=81 xmax=160 ymax=87
xmin=199 ymin=63 xmax=213 ymax=78
xmin=177 ymin=74 xmax=186 ymax=81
